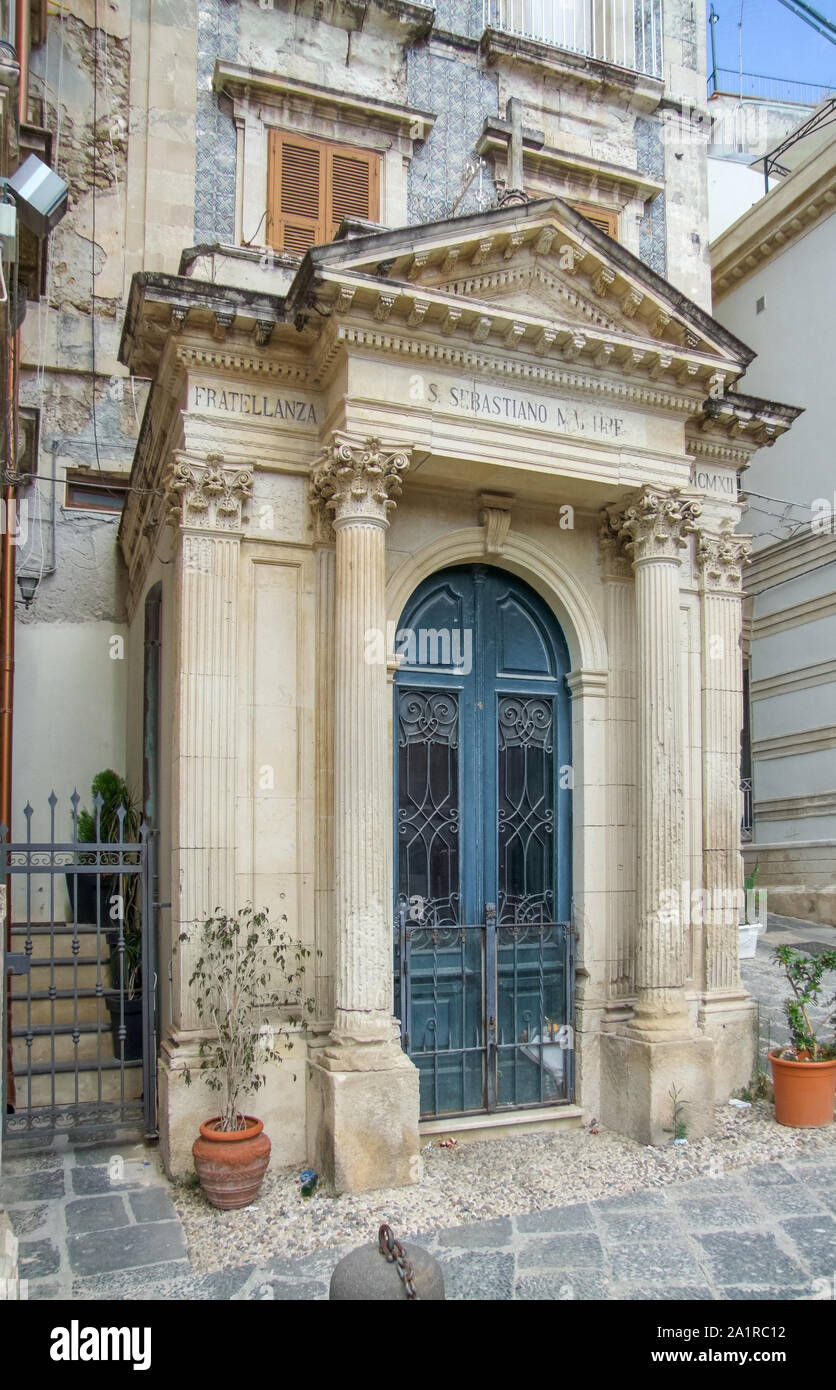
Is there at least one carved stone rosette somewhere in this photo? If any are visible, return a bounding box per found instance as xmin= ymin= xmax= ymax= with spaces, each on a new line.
xmin=697 ymin=521 xmax=752 ymax=593
xmin=608 ymin=487 xmax=702 ymax=564
xmin=166 ymin=451 xmax=253 ymax=530
xmin=310 ymin=434 xmax=411 ymax=527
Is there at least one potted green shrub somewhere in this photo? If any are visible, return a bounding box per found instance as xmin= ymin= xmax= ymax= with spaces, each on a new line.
xmin=65 ymin=771 xmax=143 ymax=1060
xmin=179 ymin=904 xmax=315 ymax=1210
xmin=770 ymin=944 xmax=836 ymax=1127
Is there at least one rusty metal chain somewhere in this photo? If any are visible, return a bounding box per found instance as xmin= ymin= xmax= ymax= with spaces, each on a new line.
xmin=378 ymin=1223 xmax=419 ymax=1300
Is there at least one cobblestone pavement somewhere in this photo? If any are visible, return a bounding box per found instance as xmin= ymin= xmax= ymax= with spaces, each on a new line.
xmin=2 ymin=914 xmax=834 ymax=1302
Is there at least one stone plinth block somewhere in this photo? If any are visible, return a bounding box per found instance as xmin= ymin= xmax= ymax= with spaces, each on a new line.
xmin=600 ymin=1032 xmax=716 ymax=1146
xmin=330 ymin=1241 xmax=445 ymax=1300
xmin=699 ymin=998 xmax=757 ymax=1101
xmin=309 ymin=1057 xmax=420 ymax=1195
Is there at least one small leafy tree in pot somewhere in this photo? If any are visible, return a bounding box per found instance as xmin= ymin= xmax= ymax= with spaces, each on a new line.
xmin=773 ymin=944 xmax=836 ymax=1062
xmin=180 ymin=904 xmax=315 ymax=1132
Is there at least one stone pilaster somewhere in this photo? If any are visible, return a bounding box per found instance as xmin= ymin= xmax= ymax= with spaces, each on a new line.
xmin=697 ymin=522 xmax=757 ymax=1096
xmin=614 ymin=487 xmax=701 ymax=1038
xmin=599 ymin=487 xmax=715 ymax=1145
xmin=698 ymin=523 xmax=752 ymax=990
xmin=167 ymin=453 xmax=252 ymax=1032
xmin=308 ymin=434 xmax=419 ymax=1194
xmin=157 ymin=452 xmax=252 ymax=1176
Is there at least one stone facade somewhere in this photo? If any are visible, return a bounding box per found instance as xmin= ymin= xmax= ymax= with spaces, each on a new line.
xmin=118 ymin=196 xmax=796 ymax=1183
xmin=7 ymin=1 xmax=803 ymax=1188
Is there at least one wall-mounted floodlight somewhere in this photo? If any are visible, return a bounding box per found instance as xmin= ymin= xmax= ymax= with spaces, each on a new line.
xmin=7 ymin=154 xmax=69 ymax=239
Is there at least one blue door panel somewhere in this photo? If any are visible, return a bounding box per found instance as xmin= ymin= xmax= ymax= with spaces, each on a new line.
xmin=395 ymin=565 xmax=573 ymax=1117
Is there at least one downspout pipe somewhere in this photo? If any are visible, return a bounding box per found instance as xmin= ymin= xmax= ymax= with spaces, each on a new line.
xmin=2 ymin=0 xmax=28 ymax=1111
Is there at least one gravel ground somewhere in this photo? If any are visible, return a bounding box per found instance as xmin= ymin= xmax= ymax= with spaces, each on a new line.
xmin=174 ymin=934 xmax=836 ymax=1275
xmin=173 ymin=1100 xmax=836 ymax=1273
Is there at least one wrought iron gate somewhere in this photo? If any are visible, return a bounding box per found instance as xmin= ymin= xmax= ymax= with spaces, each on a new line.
xmin=395 ymin=902 xmax=575 ymax=1117
xmin=2 ymin=792 xmax=157 ymax=1141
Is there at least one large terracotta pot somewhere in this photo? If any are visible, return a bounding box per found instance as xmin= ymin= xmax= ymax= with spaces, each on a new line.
xmin=769 ymin=1049 xmax=836 ymax=1128
xmin=192 ymin=1116 xmax=271 ymax=1210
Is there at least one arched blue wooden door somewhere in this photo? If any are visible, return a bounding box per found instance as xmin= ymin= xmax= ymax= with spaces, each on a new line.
xmin=394 ymin=565 xmax=574 ymax=1118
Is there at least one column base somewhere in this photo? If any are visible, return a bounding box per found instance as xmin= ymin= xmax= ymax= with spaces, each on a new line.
xmin=699 ymin=993 xmax=757 ymax=1101
xmin=600 ymin=1031 xmax=716 ymax=1145
xmin=308 ymin=1052 xmax=420 ymax=1194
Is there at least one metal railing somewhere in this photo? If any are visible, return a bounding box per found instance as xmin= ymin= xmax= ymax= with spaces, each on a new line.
xmin=484 ymin=0 xmax=664 ymax=80
xmin=395 ymin=901 xmax=575 ymax=1119
xmin=2 ymin=792 xmax=157 ymax=1141
xmin=709 ymin=67 xmax=834 ymax=106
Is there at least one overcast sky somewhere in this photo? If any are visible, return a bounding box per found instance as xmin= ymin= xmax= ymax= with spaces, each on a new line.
xmin=707 ymin=0 xmax=836 ymax=86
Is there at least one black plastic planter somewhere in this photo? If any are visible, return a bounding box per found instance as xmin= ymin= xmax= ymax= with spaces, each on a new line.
xmin=65 ymin=871 xmax=114 ymax=925
xmin=104 ymin=993 xmax=143 ymax=1062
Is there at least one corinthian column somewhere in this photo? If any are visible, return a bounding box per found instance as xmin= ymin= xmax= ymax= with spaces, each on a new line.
xmin=167 ymin=453 xmax=253 ymax=1032
xmin=610 ymin=487 xmax=701 ymax=1037
xmin=157 ymin=451 xmax=252 ymax=1177
xmin=698 ymin=523 xmax=752 ymax=993
xmin=308 ymin=434 xmax=419 ymax=1193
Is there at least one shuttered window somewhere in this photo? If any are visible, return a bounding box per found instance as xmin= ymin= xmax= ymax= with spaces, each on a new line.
xmin=569 ymin=201 xmax=619 ymax=239
xmin=267 ymin=131 xmax=380 ymax=253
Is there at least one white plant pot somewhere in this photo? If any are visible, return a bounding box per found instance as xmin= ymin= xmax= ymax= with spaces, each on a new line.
xmin=738 ymin=922 xmax=761 ymax=959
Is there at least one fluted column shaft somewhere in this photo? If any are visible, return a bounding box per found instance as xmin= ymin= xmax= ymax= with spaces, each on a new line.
xmin=333 ymin=514 xmax=390 ymax=1035
xmin=634 ymin=552 xmax=686 ymax=1021
xmin=167 ymin=453 xmax=253 ymax=1032
xmin=608 ymin=487 xmax=701 ymax=1037
xmin=699 ymin=526 xmax=752 ymax=993
xmin=311 ymin=435 xmax=410 ymax=1054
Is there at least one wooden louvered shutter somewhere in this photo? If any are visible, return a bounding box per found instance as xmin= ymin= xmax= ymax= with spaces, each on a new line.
xmin=267 ymin=131 xmax=324 ymax=253
xmin=569 ymin=201 xmax=619 ymax=239
xmin=327 ymin=147 xmax=379 ymax=237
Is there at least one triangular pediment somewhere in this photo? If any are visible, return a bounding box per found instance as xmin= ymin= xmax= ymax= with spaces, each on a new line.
xmin=298 ymin=198 xmax=755 ymax=379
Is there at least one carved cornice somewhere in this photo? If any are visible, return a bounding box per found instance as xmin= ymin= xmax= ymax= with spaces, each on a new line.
xmin=607 ymin=487 xmax=702 ymax=564
xmin=312 ymin=321 xmax=705 ymax=414
xmin=697 ymin=521 xmax=752 ymax=594
xmin=686 ymin=435 xmax=751 ymax=468
xmin=174 ymin=344 xmax=312 ymax=385
xmin=310 ymin=434 xmax=411 ymax=526
xmin=479 ymin=491 xmax=514 ymax=555
xmin=166 ymin=452 xmax=254 ymax=531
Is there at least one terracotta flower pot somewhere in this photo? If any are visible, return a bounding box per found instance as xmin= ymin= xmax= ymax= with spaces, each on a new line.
xmin=192 ymin=1115 xmax=271 ymax=1210
xmin=769 ymin=1048 xmax=836 ymax=1128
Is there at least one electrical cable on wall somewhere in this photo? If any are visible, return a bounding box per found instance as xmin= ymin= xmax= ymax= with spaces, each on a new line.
xmin=90 ymin=0 xmax=102 ymax=473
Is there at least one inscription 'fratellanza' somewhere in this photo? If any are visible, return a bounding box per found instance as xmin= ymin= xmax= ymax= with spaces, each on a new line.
xmin=191 ymin=384 xmax=317 ymax=423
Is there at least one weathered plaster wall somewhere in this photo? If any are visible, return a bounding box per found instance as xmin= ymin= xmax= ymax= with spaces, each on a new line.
xmin=14 ymin=0 xmax=194 ymax=819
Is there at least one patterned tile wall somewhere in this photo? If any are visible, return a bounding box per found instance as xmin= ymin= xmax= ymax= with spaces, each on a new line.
xmin=194 ymin=0 xmax=239 ymax=245
xmin=433 ymin=0 xmax=485 ymax=38
xmin=407 ymin=48 xmax=499 ymax=225
xmin=635 ymin=115 xmax=667 ymax=276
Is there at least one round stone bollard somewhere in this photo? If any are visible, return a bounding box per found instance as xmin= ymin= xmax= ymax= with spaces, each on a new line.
xmin=330 ymin=1236 xmax=445 ymax=1300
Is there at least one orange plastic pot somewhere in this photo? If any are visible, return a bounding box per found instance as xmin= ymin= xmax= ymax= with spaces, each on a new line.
xmin=192 ymin=1115 xmax=271 ymax=1210
xmin=769 ymin=1049 xmax=836 ymax=1128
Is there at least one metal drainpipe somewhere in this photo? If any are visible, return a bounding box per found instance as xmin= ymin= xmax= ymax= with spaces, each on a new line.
xmin=2 ymin=0 xmax=28 ymax=1110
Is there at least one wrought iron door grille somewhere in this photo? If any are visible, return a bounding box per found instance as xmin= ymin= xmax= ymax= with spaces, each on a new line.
xmin=2 ymin=792 xmax=157 ymax=1141
xmin=395 ymin=902 xmax=575 ymax=1118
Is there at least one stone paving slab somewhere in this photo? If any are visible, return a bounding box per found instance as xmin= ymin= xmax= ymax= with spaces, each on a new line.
xmin=1 ymin=916 xmax=834 ymax=1302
